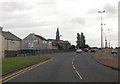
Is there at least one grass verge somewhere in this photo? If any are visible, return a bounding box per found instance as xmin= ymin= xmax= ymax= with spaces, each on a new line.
xmin=2 ymin=57 xmax=49 ymax=74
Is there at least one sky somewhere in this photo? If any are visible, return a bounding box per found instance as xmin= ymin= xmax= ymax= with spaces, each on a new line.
xmin=0 ymin=0 xmax=119 ymax=48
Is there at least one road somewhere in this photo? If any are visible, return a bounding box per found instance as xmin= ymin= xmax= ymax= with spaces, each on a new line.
xmin=3 ymin=52 xmax=118 ymax=82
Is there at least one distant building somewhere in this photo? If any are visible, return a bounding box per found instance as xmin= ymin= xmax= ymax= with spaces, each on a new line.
xmin=48 ymin=39 xmax=71 ymax=49
xmin=21 ymin=33 xmax=50 ymax=50
xmin=48 ymin=28 xmax=71 ymax=49
xmin=2 ymin=30 xmax=21 ymax=58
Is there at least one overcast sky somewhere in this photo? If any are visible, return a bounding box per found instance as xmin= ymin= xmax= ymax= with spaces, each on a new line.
xmin=0 ymin=0 xmax=119 ymax=47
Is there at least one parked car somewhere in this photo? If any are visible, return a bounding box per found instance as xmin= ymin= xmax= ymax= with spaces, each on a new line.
xmin=76 ymin=49 xmax=82 ymax=53
xmin=90 ymin=49 xmax=96 ymax=52
xmin=84 ymin=48 xmax=88 ymax=52
xmin=111 ymin=49 xmax=117 ymax=54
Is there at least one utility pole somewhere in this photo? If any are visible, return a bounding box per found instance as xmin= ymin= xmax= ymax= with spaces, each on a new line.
xmin=98 ymin=11 xmax=105 ymax=49
xmin=105 ymin=34 xmax=107 ymax=48
xmin=108 ymin=29 xmax=111 ymax=48
xmin=109 ymin=35 xmax=111 ymax=48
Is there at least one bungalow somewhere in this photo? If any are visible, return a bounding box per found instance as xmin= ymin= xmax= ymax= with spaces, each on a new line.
xmin=21 ymin=33 xmax=50 ymax=50
xmin=2 ymin=29 xmax=21 ymax=58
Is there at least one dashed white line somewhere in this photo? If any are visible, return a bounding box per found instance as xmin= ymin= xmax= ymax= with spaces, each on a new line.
xmin=72 ymin=55 xmax=83 ymax=80
xmin=72 ymin=65 xmax=75 ymax=69
xmin=75 ymin=70 xmax=83 ymax=80
xmin=72 ymin=61 xmax=73 ymax=65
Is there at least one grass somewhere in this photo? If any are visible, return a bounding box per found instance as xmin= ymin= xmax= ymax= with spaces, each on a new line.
xmin=2 ymin=57 xmax=49 ymax=74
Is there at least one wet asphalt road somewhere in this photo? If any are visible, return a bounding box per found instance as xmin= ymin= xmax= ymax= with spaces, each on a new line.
xmin=7 ymin=52 xmax=118 ymax=82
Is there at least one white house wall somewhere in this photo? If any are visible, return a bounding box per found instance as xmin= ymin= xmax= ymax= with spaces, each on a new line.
xmin=5 ymin=40 xmax=20 ymax=51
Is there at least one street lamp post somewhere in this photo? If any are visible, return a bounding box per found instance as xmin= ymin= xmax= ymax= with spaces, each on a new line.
xmin=109 ymin=35 xmax=111 ymax=48
xmin=98 ymin=11 xmax=105 ymax=49
xmin=108 ymin=29 xmax=110 ymax=48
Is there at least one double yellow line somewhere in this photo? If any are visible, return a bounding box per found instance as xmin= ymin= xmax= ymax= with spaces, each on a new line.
xmin=0 ymin=58 xmax=53 ymax=83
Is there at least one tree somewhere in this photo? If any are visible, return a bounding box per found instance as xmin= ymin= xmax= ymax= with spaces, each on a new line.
xmin=76 ymin=32 xmax=86 ymax=49
xmin=55 ymin=43 xmax=64 ymax=49
xmin=85 ymin=44 xmax=90 ymax=49
xmin=76 ymin=33 xmax=81 ymax=49
xmin=81 ymin=32 xmax=86 ymax=49
xmin=68 ymin=45 xmax=75 ymax=49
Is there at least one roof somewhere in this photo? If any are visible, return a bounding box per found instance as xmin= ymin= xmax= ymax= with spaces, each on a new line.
xmin=34 ymin=34 xmax=47 ymax=41
xmin=48 ymin=39 xmax=56 ymax=41
xmin=48 ymin=39 xmax=70 ymax=44
xmin=2 ymin=31 xmax=21 ymax=41
xmin=57 ymin=40 xmax=70 ymax=44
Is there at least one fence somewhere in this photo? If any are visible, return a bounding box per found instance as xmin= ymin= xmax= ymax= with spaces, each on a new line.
xmin=18 ymin=49 xmax=75 ymax=56
xmin=5 ymin=50 xmax=19 ymax=57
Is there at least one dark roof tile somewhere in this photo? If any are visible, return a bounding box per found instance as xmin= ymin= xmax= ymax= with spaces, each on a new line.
xmin=34 ymin=34 xmax=47 ymax=41
xmin=2 ymin=31 xmax=21 ymax=41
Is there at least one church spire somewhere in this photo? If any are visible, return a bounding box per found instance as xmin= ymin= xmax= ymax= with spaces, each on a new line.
xmin=56 ymin=28 xmax=60 ymax=41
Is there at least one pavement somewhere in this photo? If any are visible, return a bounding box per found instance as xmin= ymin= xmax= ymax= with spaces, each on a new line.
xmin=2 ymin=52 xmax=118 ymax=82
xmin=93 ymin=49 xmax=119 ymax=70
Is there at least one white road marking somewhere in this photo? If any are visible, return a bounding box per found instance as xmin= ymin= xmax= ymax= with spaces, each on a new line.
xmin=72 ymin=55 xmax=83 ymax=80
xmin=72 ymin=65 xmax=75 ymax=69
xmin=75 ymin=70 xmax=83 ymax=80
xmin=72 ymin=61 xmax=73 ymax=65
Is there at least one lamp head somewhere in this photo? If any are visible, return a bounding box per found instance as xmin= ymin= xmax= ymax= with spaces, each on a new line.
xmin=98 ymin=11 xmax=105 ymax=13
xmin=98 ymin=11 xmax=101 ymax=13
xmin=103 ymin=11 xmax=105 ymax=12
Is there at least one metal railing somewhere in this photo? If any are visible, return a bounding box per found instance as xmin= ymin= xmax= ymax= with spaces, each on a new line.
xmin=18 ymin=49 xmax=75 ymax=56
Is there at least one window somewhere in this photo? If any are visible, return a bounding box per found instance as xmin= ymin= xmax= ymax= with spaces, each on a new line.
xmin=42 ymin=41 xmax=47 ymax=44
xmin=44 ymin=41 xmax=47 ymax=44
xmin=10 ymin=41 xmax=16 ymax=44
xmin=34 ymin=40 xmax=37 ymax=42
xmin=28 ymin=42 xmax=34 ymax=48
xmin=38 ymin=40 xmax=40 ymax=45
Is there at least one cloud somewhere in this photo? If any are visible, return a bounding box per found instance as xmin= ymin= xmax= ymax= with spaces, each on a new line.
xmin=0 ymin=0 xmax=118 ymax=47
xmin=103 ymin=3 xmax=117 ymax=16
xmin=88 ymin=9 xmax=99 ymax=14
xmin=0 ymin=2 xmax=33 ymax=12
xmin=2 ymin=19 xmax=56 ymax=29
xmin=71 ymin=17 xmax=85 ymax=25
xmin=88 ymin=3 xmax=117 ymax=17
xmin=37 ymin=1 xmax=55 ymax=5
xmin=2 ymin=14 xmax=63 ymax=29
